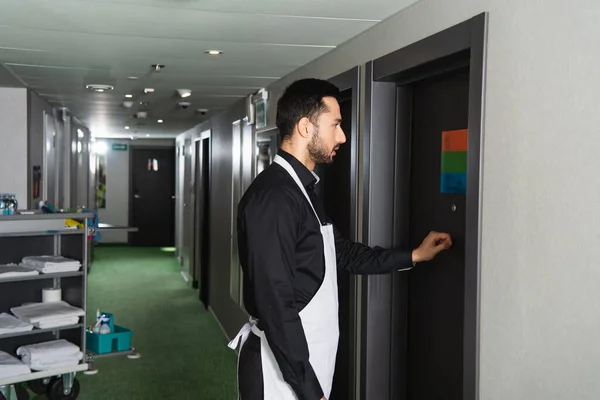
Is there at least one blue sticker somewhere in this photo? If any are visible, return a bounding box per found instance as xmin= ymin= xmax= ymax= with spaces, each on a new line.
xmin=440 ymin=172 xmax=466 ymax=194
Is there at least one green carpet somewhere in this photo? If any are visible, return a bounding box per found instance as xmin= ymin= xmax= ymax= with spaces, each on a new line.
xmin=36 ymin=246 xmax=237 ymax=399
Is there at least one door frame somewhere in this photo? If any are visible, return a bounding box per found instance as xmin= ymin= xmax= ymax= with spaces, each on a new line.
xmin=326 ymin=66 xmax=361 ymax=400
xmin=128 ymin=144 xmax=176 ymax=246
xmin=361 ymin=12 xmax=487 ymax=400
xmin=191 ymin=129 xmax=211 ymax=302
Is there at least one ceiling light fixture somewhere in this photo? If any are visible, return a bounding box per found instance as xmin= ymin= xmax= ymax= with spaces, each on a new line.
xmin=125 ymin=94 xmax=133 ymax=98
xmin=146 ymin=134 xmax=150 ymax=137
xmin=177 ymin=89 xmax=192 ymax=98
xmin=144 ymin=88 xmax=154 ymax=94
xmin=124 ymin=126 xmax=130 ymax=130
xmin=127 ymin=76 xmax=139 ymax=80
xmin=151 ymin=64 xmax=165 ymax=72
xmin=86 ymin=84 xmax=114 ymax=92
xmin=157 ymin=119 xmax=164 ymax=123
xmin=205 ymin=50 xmax=223 ymax=55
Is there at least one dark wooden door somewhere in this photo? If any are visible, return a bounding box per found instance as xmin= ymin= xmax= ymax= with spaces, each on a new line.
xmin=130 ymin=147 xmax=176 ymax=247
xmin=318 ymin=92 xmax=353 ymax=400
xmin=406 ymin=67 xmax=470 ymax=400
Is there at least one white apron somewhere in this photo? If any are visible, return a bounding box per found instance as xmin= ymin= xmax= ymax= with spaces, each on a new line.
xmin=228 ymin=154 xmax=340 ymax=399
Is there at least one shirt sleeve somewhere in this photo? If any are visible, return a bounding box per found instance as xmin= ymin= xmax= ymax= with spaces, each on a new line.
xmin=333 ymin=225 xmax=414 ymax=274
xmin=238 ymin=188 xmax=324 ymax=400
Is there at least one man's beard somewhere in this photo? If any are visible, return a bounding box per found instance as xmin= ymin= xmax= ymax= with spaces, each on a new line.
xmin=307 ymin=128 xmax=334 ymax=165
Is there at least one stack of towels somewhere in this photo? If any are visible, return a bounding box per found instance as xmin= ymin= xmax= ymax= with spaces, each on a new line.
xmin=0 ymin=351 xmax=31 ymax=378
xmin=17 ymin=339 xmax=82 ymax=371
xmin=0 ymin=313 xmax=34 ymax=335
xmin=10 ymin=301 xmax=84 ymax=330
xmin=21 ymin=256 xmax=81 ymax=274
xmin=0 ymin=264 xmax=39 ymax=279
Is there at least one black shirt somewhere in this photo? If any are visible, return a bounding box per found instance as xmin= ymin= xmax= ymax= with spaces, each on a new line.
xmin=237 ymin=149 xmax=414 ymax=400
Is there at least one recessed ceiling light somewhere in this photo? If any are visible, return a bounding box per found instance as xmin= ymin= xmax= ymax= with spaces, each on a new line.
xmin=127 ymin=76 xmax=139 ymax=80
xmin=124 ymin=126 xmax=130 ymax=130
xmin=177 ymin=89 xmax=191 ymax=98
xmin=205 ymin=50 xmax=223 ymax=55
xmin=86 ymin=84 xmax=114 ymax=92
xmin=125 ymin=94 xmax=133 ymax=98
xmin=157 ymin=119 xmax=164 ymax=123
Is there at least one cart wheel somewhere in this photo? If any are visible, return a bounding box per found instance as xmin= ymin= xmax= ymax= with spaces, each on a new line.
xmin=48 ymin=378 xmax=80 ymax=400
xmin=28 ymin=378 xmax=49 ymax=395
xmin=15 ymin=385 xmax=29 ymax=400
xmin=0 ymin=385 xmax=29 ymax=400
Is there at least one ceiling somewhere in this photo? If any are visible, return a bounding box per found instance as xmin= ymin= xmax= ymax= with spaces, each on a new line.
xmin=0 ymin=0 xmax=419 ymax=138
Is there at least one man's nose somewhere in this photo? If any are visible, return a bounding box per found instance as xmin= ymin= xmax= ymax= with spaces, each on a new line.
xmin=338 ymin=128 xmax=347 ymax=144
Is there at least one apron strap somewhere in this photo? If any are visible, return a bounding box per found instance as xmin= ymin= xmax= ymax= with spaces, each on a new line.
xmin=227 ymin=317 xmax=257 ymax=350
xmin=273 ymin=155 xmax=323 ymax=226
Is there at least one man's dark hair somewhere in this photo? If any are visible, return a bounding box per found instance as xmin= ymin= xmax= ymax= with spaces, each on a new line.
xmin=275 ymin=78 xmax=340 ymax=141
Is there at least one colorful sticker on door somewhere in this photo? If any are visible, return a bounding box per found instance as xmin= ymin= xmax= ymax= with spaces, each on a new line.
xmin=440 ymin=129 xmax=468 ymax=194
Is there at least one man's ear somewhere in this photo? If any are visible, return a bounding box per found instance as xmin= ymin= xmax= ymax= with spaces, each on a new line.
xmin=297 ymin=117 xmax=310 ymax=139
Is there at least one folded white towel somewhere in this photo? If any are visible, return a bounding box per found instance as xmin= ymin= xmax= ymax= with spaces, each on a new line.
xmin=21 ymin=256 xmax=81 ymax=274
xmin=34 ymin=316 xmax=80 ymax=329
xmin=27 ymin=265 xmax=81 ymax=274
xmin=28 ymin=356 xmax=82 ymax=371
xmin=11 ymin=301 xmax=84 ymax=324
xmin=22 ymin=256 xmax=81 ymax=269
xmin=0 ymin=313 xmax=34 ymax=335
xmin=0 ymin=265 xmax=39 ymax=278
xmin=17 ymin=339 xmax=81 ymax=364
xmin=0 ymin=351 xmax=30 ymax=378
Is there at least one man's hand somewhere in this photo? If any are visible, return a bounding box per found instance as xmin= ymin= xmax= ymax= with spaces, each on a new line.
xmin=412 ymin=231 xmax=452 ymax=263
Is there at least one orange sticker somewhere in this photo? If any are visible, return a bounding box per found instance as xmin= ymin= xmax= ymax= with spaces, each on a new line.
xmin=441 ymin=129 xmax=468 ymax=152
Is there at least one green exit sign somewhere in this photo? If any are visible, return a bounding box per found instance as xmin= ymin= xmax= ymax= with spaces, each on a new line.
xmin=112 ymin=143 xmax=128 ymax=151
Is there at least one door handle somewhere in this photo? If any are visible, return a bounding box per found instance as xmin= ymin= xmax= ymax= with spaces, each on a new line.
xmin=172 ymin=195 xmax=176 ymax=199
xmin=134 ymin=194 xmax=141 ymax=199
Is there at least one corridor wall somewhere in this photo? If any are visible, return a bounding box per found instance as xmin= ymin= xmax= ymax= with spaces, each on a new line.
xmin=177 ymin=0 xmax=600 ymax=398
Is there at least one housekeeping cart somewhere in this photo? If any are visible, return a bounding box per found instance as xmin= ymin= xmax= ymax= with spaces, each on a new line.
xmin=0 ymin=213 xmax=91 ymax=400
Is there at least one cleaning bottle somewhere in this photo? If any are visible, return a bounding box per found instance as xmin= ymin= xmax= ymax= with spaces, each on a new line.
xmin=99 ymin=316 xmax=111 ymax=334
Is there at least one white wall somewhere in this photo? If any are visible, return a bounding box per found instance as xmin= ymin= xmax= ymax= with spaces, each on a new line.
xmin=258 ymin=0 xmax=600 ymax=398
xmin=96 ymin=138 xmax=175 ymax=243
xmin=97 ymin=139 xmax=130 ymax=243
xmin=0 ymin=88 xmax=28 ymax=206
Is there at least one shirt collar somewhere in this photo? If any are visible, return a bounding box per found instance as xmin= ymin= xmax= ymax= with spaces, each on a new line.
xmin=277 ymin=149 xmax=320 ymax=188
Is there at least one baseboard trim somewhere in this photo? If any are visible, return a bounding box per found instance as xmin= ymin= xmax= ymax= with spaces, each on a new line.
xmin=208 ymin=305 xmax=231 ymax=342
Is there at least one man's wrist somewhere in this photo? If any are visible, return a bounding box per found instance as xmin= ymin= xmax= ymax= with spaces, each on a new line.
xmin=412 ymin=249 xmax=421 ymax=264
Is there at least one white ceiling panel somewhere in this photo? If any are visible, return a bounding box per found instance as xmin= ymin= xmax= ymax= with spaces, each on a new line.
xmin=0 ymin=0 xmax=421 ymax=136
xmin=65 ymin=0 xmax=419 ymax=20
xmin=0 ymin=27 xmax=333 ymax=66
xmin=0 ymin=1 xmax=377 ymax=46
xmin=1 ymin=53 xmax=299 ymax=79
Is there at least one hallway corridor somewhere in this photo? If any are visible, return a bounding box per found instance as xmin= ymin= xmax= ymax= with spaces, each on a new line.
xmin=65 ymin=246 xmax=237 ymax=400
